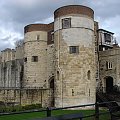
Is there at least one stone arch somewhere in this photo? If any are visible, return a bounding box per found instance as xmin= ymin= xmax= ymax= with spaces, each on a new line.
xmin=49 ymin=76 xmax=54 ymax=89
xmin=104 ymin=76 xmax=113 ymax=93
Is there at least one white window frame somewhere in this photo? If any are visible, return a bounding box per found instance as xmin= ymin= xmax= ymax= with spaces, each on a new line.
xmin=106 ymin=61 xmax=112 ymax=70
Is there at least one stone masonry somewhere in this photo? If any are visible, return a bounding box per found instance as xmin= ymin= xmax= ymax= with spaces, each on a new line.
xmin=0 ymin=5 xmax=119 ymax=108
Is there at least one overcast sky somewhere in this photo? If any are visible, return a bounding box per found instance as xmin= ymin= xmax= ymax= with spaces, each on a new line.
xmin=0 ymin=0 xmax=120 ymax=50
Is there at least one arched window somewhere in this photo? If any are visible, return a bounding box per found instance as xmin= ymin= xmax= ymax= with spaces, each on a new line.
xmin=50 ymin=79 xmax=54 ymax=89
xmin=87 ymin=70 xmax=91 ymax=80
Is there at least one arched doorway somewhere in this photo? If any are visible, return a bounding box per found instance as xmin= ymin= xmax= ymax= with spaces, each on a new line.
xmin=49 ymin=77 xmax=55 ymax=107
xmin=106 ymin=76 xmax=113 ymax=93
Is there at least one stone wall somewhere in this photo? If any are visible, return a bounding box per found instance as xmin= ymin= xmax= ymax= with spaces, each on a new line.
xmin=47 ymin=44 xmax=55 ymax=81
xmin=15 ymin=46 xmax=24 ymax=60
xmin=0 ymin=60 xmax=23 ymax=88
xmin=99 ymin=48 xmax=120 ymax=91
xmin=0 ymin=59 xmax=24 ymax=105
xmin=54 ymin=12 xmax=96 ymax=107
xmin=0 ymin=89 xmax=49 ymax=107
xmin=94 ymin=21 xmax=100 ymax=89
xmin=24 ymin=31 xmax=48 ymax=88
xmin=1 ymin=48 xmax=15 ymax=63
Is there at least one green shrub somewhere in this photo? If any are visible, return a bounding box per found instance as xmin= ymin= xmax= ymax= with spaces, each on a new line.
xmin=22 ymin=104 xmax=42 ymax=110
xmin=0 ymin=103 xmax=42 ymax=113
xmin=12 ymin=105 xmax=22 ymax=112
xmin=0 ymin=106 xmax=5 ymax=113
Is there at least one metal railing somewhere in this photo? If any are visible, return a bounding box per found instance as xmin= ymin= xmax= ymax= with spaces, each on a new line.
xmin=0 ymin=101 xmax=119 ymax=120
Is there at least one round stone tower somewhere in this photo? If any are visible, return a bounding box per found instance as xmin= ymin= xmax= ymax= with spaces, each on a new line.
xmin=24 ymin=24 xmax=48 ymax=88
xmin=54 ymin=5 xmax=96 ymax=107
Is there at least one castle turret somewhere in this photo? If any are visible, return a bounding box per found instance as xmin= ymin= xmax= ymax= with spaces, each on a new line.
xmin=24 ymin=24 xmax=49 ymax=88
xmin=54 ymin=5 xmax=96 ymax=107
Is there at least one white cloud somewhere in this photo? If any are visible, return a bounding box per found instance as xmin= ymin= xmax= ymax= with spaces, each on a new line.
xmin=8 ymin=0 xmax=40 ymax=8
xmin=35 ymin=16 xmax=54 ymax=24
xmin=0 ymin=27 xmax=23 ymax=50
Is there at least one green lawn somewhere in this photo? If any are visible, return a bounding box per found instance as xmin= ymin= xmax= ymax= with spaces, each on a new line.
xmin=0 ymin=110 xmax=110 ymax=120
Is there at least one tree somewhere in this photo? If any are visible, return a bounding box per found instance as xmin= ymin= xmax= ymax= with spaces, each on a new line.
xmin=15 ymin=39 xmax=24 ymax=47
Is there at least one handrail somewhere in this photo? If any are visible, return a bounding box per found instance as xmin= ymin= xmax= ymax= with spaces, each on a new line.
xmin=50 ymin=103 xmax=95 ymax=111
xmin=0 ymin=101 xmax=119 ymax=120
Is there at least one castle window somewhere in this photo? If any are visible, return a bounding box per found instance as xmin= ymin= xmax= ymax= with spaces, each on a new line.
xmin=106 ymin=61 xmax=112 ymax=70
xmin=57 ymin=71 xmax=59 ymax=80
xmin=62 ymin=18 xmax=71 ymax=29
xmin=24 ymin=57 xmax=27 ymax=62
xmin=72 ymin=89 xmax=74 ymax=96
xmin=51 ymin=32 xmax=54 ymax=42
xmin=32 ymin=56 xmax=38 ymax=62
xmin=69 ymin=46 xmax=79 ymax=54
xmin=87 ymin=70 xmax=91 ymax=80
xmin=36 ymin=35 xmax=40 ymax=40
xmin=104 ymin=33 xmax=111 ymax=42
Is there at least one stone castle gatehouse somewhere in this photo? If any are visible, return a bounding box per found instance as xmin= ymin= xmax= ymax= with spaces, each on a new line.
xmin=0 ymin=5 xmax=119 ymax=108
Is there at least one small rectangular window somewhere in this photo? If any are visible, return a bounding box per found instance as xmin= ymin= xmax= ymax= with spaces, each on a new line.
xmin=106 ymin=61 xmax=112 ymax=70
xmin=104 ymin=33 xmax=111 ymax=42
xmin=36 ymin=35 xmax=40 ymax=40
xmin=62 ymin=18 xmax=71 ymax=29
xmin=32 ymin=56 xmax=38 ymax=62
xmin=51 ymin=32 xmax=54 ymax=42
xmin=69 ymin=46 xmax=79 ymax=54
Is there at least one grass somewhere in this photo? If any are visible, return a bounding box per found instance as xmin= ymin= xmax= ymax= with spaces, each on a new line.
xmin=0 ymin=109 xmax=110 ymax=120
